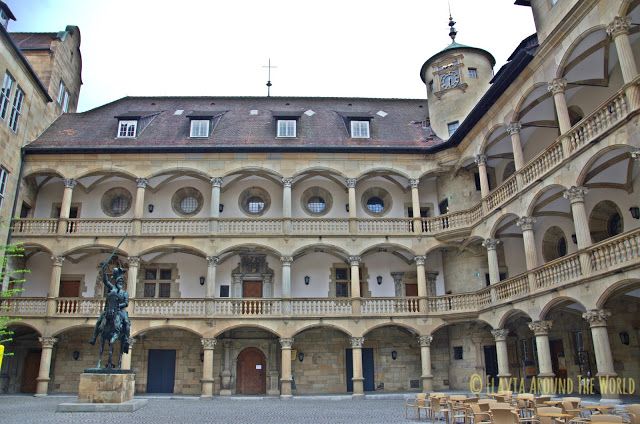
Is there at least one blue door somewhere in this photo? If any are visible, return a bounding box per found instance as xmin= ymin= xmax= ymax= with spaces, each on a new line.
xmin=345 ymin=348 xmax=375 ymax=392
xmin=146 ymin=349 xmax=176 ymax=393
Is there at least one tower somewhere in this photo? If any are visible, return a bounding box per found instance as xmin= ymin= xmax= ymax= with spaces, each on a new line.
xmin=421 ymin=15 xmax=495 ymax=139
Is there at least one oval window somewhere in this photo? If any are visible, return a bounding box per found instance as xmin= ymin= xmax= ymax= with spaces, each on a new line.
xmin=247 ymin=196 xmax=265 ymax=214
xmin=366 ymin=196 xmax=384 ymax=214
xmin=307 ymin=196 xmax=326 ymax=214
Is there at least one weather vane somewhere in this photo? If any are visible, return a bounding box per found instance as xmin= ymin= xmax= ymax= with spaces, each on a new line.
xmin=262 ymin=58 xmax=277 ymax=97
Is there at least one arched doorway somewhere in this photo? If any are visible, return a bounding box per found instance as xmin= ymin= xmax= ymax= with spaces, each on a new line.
xmin=236 ymin=347 xmax=266 ymax=394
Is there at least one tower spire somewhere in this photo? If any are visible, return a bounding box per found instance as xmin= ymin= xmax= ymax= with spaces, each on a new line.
xmin=448 ymin=10 xmax=457 ymax=43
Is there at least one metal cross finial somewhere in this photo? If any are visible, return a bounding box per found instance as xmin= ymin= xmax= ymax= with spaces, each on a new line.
xmin=262 ymin=58 xmax=277 ymax=97
xmin=448 ymin=2 xmax=457 ymax=43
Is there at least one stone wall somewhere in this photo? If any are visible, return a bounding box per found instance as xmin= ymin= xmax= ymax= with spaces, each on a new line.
xmin=292 ymin=328 xmax=349 ymax=394
xmin=51 ymin=327 xmax=101 ymax=393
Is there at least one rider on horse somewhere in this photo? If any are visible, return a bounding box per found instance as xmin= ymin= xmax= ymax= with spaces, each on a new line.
xmin=89 ymin=266 xmax=130 ymax=349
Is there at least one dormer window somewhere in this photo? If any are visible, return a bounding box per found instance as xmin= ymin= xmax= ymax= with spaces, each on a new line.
xmin=350 ymin=120 xmax=370 ymax=138
xmin=118 ymin=120 xmax=137 ymax=138
xmin=277 ymin=119 xmax=296 ymax=137
xmin=190 ymin=119 xmax=210 ymax=138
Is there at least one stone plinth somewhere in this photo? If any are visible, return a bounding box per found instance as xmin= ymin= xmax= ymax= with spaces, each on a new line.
xmin=78 ymin=371 xmax=135 ymax=404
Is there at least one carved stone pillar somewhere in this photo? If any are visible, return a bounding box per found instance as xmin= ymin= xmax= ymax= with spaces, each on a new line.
xmin=35 ymin=337 xmax=57 ymax=396
xmin=346 ymin=178 xmax=357 ymax=219
xmin=132 ymin=178 xmax=147 ymax=235
xmin=426 ymin=271 xmax=438 ymax=297
xmin=414 ymin=256 xmax=427 ymax=312
xmin=607 ymin=17 xmax=638 ymax=84
xmin=206 ymin=256 xmax=218 ymax=299
xmin=280 ymin=338 xmax=294 ymax=398
xmin=528 ymin=320 xmax=554 ymax=394
xmin=47 ymin=256 xmax=64 ymax=315
xmin=548 ymin=78 xmax=571 ymax=134
xmin=582 ymin=310 xmax=617 ymax=378
xmin=219 ymin=340 xmax=232 ymax=396
xmin=391 ymin=272 xmax=404 ymax=296
xmin=517 ymin=217 xmax=539 ymax=270
xmin=57 ymin=178 xmax=76 ymax=234
xmin=475 ymin=154 xmax=490 ymax=198
xmin=127 ymin=257 xmax=140 ymax=299
xmin=563 ymin=186 xmax=591 ymax=249
xmin=506 ymin=122 xmax=525 ymax=170
xmin=282 ymin=177 xmax=293 ymax=218
xmin=410 ymin=178 xmax=422 ymax=233
xmin=280 ymin=256 xmax=292 ymax=298
xmin=482 ymin=239 xmax=501 ymax=285
xmin=418 ymin=335 xmax=433 ymax=391
xmin=349 ymin=256 xmax=361 ymax=314
xmin=350 ymin=337 xmax=365 ymax=398
xmin=491 ymin=329 xmax=511 ymax=388
xmin=210 ymin=177 xmax=223 ymax=218
xmin=201 ymin=338 xmax=217 ymax=398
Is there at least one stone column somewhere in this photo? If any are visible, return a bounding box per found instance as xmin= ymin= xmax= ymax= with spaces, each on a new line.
xmin=414 ymin=256 xmax=427 ymax=312
xmin=350 ymin=337 xmax=365 ymax=398
xmin=528 ymin=320 xmax=555 ymax=394
xmin=410 ymin=178 xmax=422 ymax=233
xmin=201 ymin=338 xmax=217 ymax=398
xmin=127 ymin=257 xmax=140 ymax=299
xmin=132 ymin=178 xmax=147 ymax=235
xmin=47 ymin=256 xmax=64 ymax=315
xmin=282 ymin=178 xmax=293 ymax=218
xmin=210 ymin=177 xmax=222 ymax=218
xmin=426 ymin=271 xmax=438 ymax=297
xmin=349 ymin=256 xmax=361 ymax=314
xmin=548 ymin=78 xmax=571 ymax=134
xmin=219 ymin=340 xmax=232 ymax=396
xmin=120 ymin=337 xmax=136 ymax=370
xmin=506 ymin=122 xmax=525 ymax=170
xmin=205 ymin=256 xmax=218 ymax=299
xmin=418 ymin=335 xmax=433 ymax=391
xmin=35 ymin=337 xmax=57 ymax=396
xmin=57 ymin=178 xmax=76 ymax=234
xmin=563 ymin=186 xmax=592 ymax=275
xmin=346 ymin=178 xmax=357 ymax=233
xmin=475 ymin=154 xmax=490 ymax=198
xmin=583 ymin=310 xmax=618 ymax=400
xmin=280 ymin=256 xmax=292 ymax=299
xmin=607 ymin=17 xmax=638 ymax=84
xmin=491 ymin=329 xmax=511 ymax=389
xmin=280 ymin=338 xmax=294 ymax=399
xmin=482 ymin=239 xmax=501 ymax=285
xmin=517 ymin=217 xmax=539 ymax=270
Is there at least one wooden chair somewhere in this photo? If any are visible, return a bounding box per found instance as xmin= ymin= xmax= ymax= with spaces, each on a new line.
xmin=561 ymin=400 xmax=582 ymax=420
xmin=479 ymin=399 xmax=497 ymax=412
xmin=590 ymin=415 xmax=622 ymax=423
xmin=491 ymin=407 xmax=540 ymax=424
xmin=516 ymin=394 xmax=535 ymax=418
xmin=448 ymin=395 xmax=469 ymax=424
xmin=431 ymin=396 xmax=451 ymax=422
xmin=627 ymin=404 xmax=640 ymax=424
xmin=470 ymin=402 xmax=493 ymax=424
xmin=536 ymin=406 xmax=563 ymax=424
xmin=404 ymin=393 xmax=427 ymax=419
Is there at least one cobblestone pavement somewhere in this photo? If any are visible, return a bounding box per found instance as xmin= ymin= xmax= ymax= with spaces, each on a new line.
xmin=0 ymin=395 xmax=410 ymax=424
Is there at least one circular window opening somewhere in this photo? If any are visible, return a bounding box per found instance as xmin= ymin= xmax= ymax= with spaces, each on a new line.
xmin=301 ymin=186 xmax=333 ymax=216
xmin=247 ymin=196 xmax=265 ymax=214
xmin=361 ymin=187 xmax=392 ymax=217
xmin=307 ymin=196 xmax=326 ymax=214
xmin=542 ymin=226 xmax=568 ymax=262
xmin=367 ymin=197 xmax=384 ymax=214
xmin=171 ymin=187 xmax=204 ymax=216
xmin=239 ymin=187 xmax=271 ymax=216
xmin=101 ymin=187 xmax=133 ymax=217
xmin=589 ymin=200 xmax=623 ymax=243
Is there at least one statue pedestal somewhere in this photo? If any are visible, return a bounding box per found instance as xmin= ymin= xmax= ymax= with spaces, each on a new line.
xmin=57 ymin=370 xmax=147 ymax=412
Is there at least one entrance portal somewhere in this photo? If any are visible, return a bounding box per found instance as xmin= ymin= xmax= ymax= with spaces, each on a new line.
xmin=146 ymin=349 xmax=176 ymax=393
xmin=236 ymin=347 xmax=266 ymax=394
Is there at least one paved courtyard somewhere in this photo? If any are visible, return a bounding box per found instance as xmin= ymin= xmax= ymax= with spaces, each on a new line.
xmin=0 ymin=395 xmax=409 ymax=424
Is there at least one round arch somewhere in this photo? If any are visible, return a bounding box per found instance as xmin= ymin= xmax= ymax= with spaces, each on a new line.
xmin=291 ymin=243 xmax=350 ymax=261
xmin=526 ymin=183 xmax=569 ymax=217
xmin=513 ymin=82 xmax=551 ymax=122
xmin=145 ymin=167 xmax=212 ymax=182
xmin=291 ymin=322 xmax=353 ymax=338
xmin=217 ymin=243 xmax=283 ymax=259
xmin=291 ymin=166 xmax=348 ymax=181
xmin=22 ymin=168 xmax=66 ymax=180
xmin=576 ymin=144 xmax=636 ymax=186
xmin=6 ymin=321 xmax=43 ymax=337
xmin=137 ymin=243 xmax=208 ymax=258
xmin=212 ymin=323 xmax=282 ymax=339
xmin=356 ymin=167 xmax=411 ymax=181
xmin=21 ymin=242 xmax=54 ymax=256
xmin=479 ymin=124 xmax=508 ymax=156
xmin=358 ymin=242 xmax=416 ymax=258
xmin=61 ymin=243 xmax=129 ymax=258
xmin=362 ymin=322 xmax=420 ymax=337
xmin=489 ymin=213 xmax=521 ymax=238
xmin=73 ymin=168 xmax=139 ymax=181
xmin=430 ymin=319 xmax=495 ymax=336
xmin=620 ymin=0 xmax=640 ymax=16
xmin=51 ymin=323 xmax=95 ymax=337
xmin=497 ymin=308 xmax=533 ymax=329
xmin=132 ymin=324 xmax=204 ymax=338
xmin=539 ymin=296 xmax=587 ymax=321
xmin=596 ymin=278 xmax=640 ymax=308
xmin=556 ymin=25 xmax=608 ymax=79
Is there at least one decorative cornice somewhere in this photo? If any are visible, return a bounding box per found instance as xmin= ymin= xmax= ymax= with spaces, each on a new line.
xmin=136 ymin=178 xmax=148 ymax=188
xmin=279 ymin=338 xmax=294 ymax=349
xmin=506 ymin=122 xmax=522 ymax=135
xmin=63 ymin=178 xmax=77 ymax=189
xmin=409 ymin=178 xmax=420 ymax=189
xmin=348 ymin=256 xmax=361 ymax=266
xmin=211 ymin=177 xmax=223 ymax=187
xmin=201 ymin=338 xmax=217 ymax=350
xmin=282 ymin=177 xmax=293 ymax=188
xmin=350 ymin=337 xmax=365 ymax=348
xmin=563 ymin=186 xmax=588 ymax=203
xmin=482 ymin=238 xmax=501 ymax=250
xmin=547 ymin=78 xmax=567 ymax=95
xmin=206 ymin=256 xmax=219 ymax=266
xmin=280 ymin=256 xmax=293 ymax=265
xmin=528 ymin=320 xmax=553 ymax=336
xmin=51 ymin=256 xmax=65 ymax=267
xmin=516 ymin=216 xmax=537 ymax=232
xmin=474 ymin=154 xmax=487 ymax=166
xmin=417 ymin=335 xmax=433 ymax=347
xmin=491 ymin=329 xmax=510 ymax=342
xmin=606 ymin=16 xmax=632 ymax=39
xmin=346 ymin=178 xmax=357 ymax=189
xmin=127 ymin=256 xmax=140 ymax=267
xmin=414 ymin=256 xmax=426 ymax=266
xmin=582 ymin=309 xmax=611 ymax=327
xmin=39 ymin=336 xmax=57 ymax=348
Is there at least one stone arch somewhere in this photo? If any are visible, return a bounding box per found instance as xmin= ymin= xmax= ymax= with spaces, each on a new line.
xmin=539 ymin=296 xmax=587 ymax=321
xmin=212 ymin=323 xmax=282 ymax=339
xmin=479 ymin=123 xmax=508 ymax=155
xmin=21 ymin=242 xmax=54 ymax=256
xmin=497 ymin=308 xmax=534 ymax=329
xmin=291 ymin=166 xmax=348 ymax=181
xmin=576 ymin=144 xmax=636 ymax=187
xmin=513 ymin=82 xmax=551 ymax=122
xmin=525 ymin=183 xmax=569 ymax=217
xmin=595 ymin=278 xmax=640 ymax=308
xmin=291 ymin=322 xmax=353 ymax=338
xmin=430 ymin=319 xmax=495 ymax=336
xmin=291 ymin=243 xmax=350 ymax=262
xmin=22 ymin=168 xmax=66 ymax=180
xmin=6 ymin=321 xmax=43 ymax=337
xmin=356 ymin=167 xmax=411 ymax=181
xmin=217 ymin=243 xmax=283 ymax=259
xmin=556 ymin=25 xmax=608 ymax=79
xmin=358 ymin=242 xmax=416 ymax=259
xmin=619 ymin=0 xmax=638 ymax=15
xmin=146 ymin=167 xmax=212 ymax=182
xmin=362 ymin=322 xmax=420 ymax=337
xmin=589 ymin=200 xmax=624 ymax=243
xmin=61 ymin=243 xmax=129 ymax=257
xmin=489 ymin=212 xmax=521 ymax=238
xmin=51 ymin=323 xmax=95 ymax=337
xmin=73 ymin=168 xmax=139 ymax=181
xmin=137 ymin=243 xmax=207 ymax=258
xmin=132 ymin=324 xmax=204 ymax=338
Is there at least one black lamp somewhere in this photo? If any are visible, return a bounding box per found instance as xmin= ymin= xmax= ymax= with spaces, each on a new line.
xmin=72 ymin=350 xmax=80 ymax=361
xmin=345 ymin=204 xmax=349 ymax=212
xmin=619 ymin=331 xmax=630 ymax=345
xmin=199 ymin=276 xmax=205 ymax=286
xmin=297 ymin=352 xmax=304 ymax=362
xmin=630 ymin=207 xmax=640 ymax=220
xmin=304 ymin=276 xmax=310 ymax=285
xmin=391 ymin=350 xmax=398 ymax=360
xmin=200 ymin=352 xmax=204 ymax=362
xmin=571 ymin=234 xmax=577 ymax=244
xmin=376 ymin=275 xmax=383 ymax=285
xmin=148 ymin=204 xmax=154 ymax=213
xmin=219 ymin=204 xmax=224 ymax=213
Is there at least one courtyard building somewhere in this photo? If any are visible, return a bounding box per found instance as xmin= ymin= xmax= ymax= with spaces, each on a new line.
xmin=1 ymin=0 xmax=639 ymax=401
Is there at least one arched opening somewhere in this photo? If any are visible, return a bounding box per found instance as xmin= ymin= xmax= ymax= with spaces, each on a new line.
xmin=541 ymin=226 xmax=568 ymax=262
xmin=568 ymin=105 xmax=584 ymax=126
xmin=500 ymin=311 xmax=535 ymax=388
xmin=589 ymin=200 xmax=623 ymax=243
xmin=236 ymin=347 xmax=267 ymax=394
xmin=50 ymin=326 xmax=100 ymax=394
xmin=0 ymin=324 xmax=42 ymax=393
xmin=491 ymin=213 xmax=527 ymax=279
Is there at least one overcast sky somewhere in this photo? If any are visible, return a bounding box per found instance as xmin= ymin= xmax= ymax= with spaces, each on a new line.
xmin=9 ymin=0 xmax=535 ymax=112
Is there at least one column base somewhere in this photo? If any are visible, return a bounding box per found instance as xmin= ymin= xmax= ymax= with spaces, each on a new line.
xmin=35 ymin=378 xmax=50 ymax=396
xmin=421 ymin=375 xmax=433 ymax=392
xmin=219 ymin=389 xmax=232 ymax=396
xmin=267 ymin=389 xmax=281 ymax=396
xmin=351 ymin=393 xmax=365 ymax=399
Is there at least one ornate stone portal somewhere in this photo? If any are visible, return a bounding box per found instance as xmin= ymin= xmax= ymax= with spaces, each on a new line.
xmin=231 ymin=254 xmax=274 ymax=297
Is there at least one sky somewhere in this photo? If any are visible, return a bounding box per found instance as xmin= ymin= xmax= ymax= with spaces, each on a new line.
xmin=9 ymin=0 xmax=536 ymax=112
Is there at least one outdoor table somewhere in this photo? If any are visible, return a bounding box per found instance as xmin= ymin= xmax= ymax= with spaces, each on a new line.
xmin=537 ymin=411 xmax=574 ymax=424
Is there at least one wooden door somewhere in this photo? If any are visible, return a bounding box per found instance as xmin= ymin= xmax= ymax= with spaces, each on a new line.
xmin=405 ymin=283 xmax=418 ymax=297
xmin=236 ymin=347 xmax=266 ymax=394
xmin=345 ymin=348 xmax=375 ymax=392
xmin=550 ymin=339 xmax=567 ymax=379
xmin=146 ymin=349 xmax=176 ymax=393
xmin=242 ymin=281 xmax=263 ymax=298
xmin=60 ymin=280 xmax=80 ymax=297
xmin=20 ymin=350 xmax=41 ymax=393
xmin=484 ymin=345 xmax=499 ymax=387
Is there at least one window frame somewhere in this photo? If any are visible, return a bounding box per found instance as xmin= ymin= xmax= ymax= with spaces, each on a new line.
xmin=0 ymin=72 xmax=15 ymax=120
xmin=468 ymin=67 xmax=478 ymax=79
xmin=447 ymin=120 xmax=459 ymax=136
xmin=57 ymin=80 xmax=65 ymax=104
xmin=190 ymin=119 xmax=210 ymax=138
xmin=8 ymin=86 xmax=24 ymax=133
xmin=350 ymin=120 xmax=370 ymax=139
xmin=142 ymin=265 xmax=175 ymax=298
xmin=276 ymin=119 xmax=297 ymax=138
xmin=0 ymin=167 xmax=8 ymax=211
xmin=117 ymin=120 xmax=138 ymax=138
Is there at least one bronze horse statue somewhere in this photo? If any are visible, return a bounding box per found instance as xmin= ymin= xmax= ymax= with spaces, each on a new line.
xmin=95 ymin=288 xmax=128 ymax=368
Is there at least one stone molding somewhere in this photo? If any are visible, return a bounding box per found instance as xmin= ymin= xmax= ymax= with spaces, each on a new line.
xmin=563 ymin=186 xmax=588 ymax=203
xmin=211 ymin=177 xmax=223 ymax=187
xmin=414 ymin=256 xmax=426 ymax=266
xmin=417 ymin=335 xmax=433 ymax=347
xmin=350 ymin=337 xmax=365 ymax=348
xmin=127 ymin=256 xmax=140 ymax=267
xmin=348 ymin=256 xmax=361 ymax=266
xmin=506 ymin=122 xmax=522 ymax=135
xmin=528 ymin=320 xmax=553 ymax=336
xmin=282 ymin=178 xmax=293 ymax=188
xmin=63 ymin=179 xmax=77 ymax=189
xmin=482 ymin=238 xmax=501 ymax=250
xmin=346 ymin=178 xmax=357 ymax=189
xmin=517 ymin=216 xmax=537 ymax=232
xmin=280 ymin=256 xmax=293 ymax=266
xmin=279 ymin=338 xmax=294 ymax=349
xmin=474 ymin=154 xmax=487 ymax=166
xmin=547 ymin=78 xmax=568 ymax=94
xmin=206 ymin=256 xmax=219 ymax=266
xmin=491 ymin=329 xmax=510 ymax=342
xmin=51 ymin=256 xmax=65 ymax=267
xmin=136 ymin=178 xmax=148 ymax=188
xmin=607 ymin=16 xmax=631 ymax=38
xmin=409 ymin=179 xmax=420 ymax=189
xmin=39 ymin=337 xmax=57 ymax=348
xmin=582 ymin=309 xmax=611 ymax=327
xmin=201 ymin=338 xmax=217 ymax=350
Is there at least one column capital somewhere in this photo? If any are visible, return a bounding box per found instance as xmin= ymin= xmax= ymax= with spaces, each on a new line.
xmin=210 ymin=177 xmax=223 ymax=187
xmin=607 ymin=16 xmax=632 ymax=38
xmin=563 ymin=186 xmax=588 ymax=203
xmin=280 ymin=256 xmax=293 ymax=266
xmin=348 ymin=256 xmax=361 ymax=266
xmin=548 ymin=78 xmax=568 ymax=94
xmin=350 ymin=337 xmax=365 ymax=348
xmin=39 ymin=336 xmax=57 ymax=348
xmin=414 ymin=255 xmax=426 ymax=266
xmin=491 ymin=329 xmax=510 ymax=342
xmin=51 ymin=256 xmax=65 ymax=267
xmin=206 ymin=256 xmax=219 ymax=266
xmin=417 ymin=335 xmax=433 ymax=347
xmin=282 ymin=177 xmax=293 ymax=188
xmin=136 ymin=178 xmax=148 ymax=188
xmin=127 ymin=337 xmax=136 ymax=349
xmin=516 ymin=216 xmax=537 ymax=231
xmin=482 ymin=238 xmax=501 ymax=251
xmin=528 ymin=320 xmax=553 ymax=336
xmin=346 ymin=178 xmax=357 ymax=188
xmin=127 ymin=256 xmax=140 ymax=267
xmin=630 ymin=148 xmax=640 ymax=160
xmin=201 ymin=338 xmax=217 ymax=350
xmin=506 ymin=122 xmax=522 ymax=135
xmin=63 ymin=178 xmax=77 ymax=189
xmin=474 ymin=154 xmax=488 ymax=166
xmin=409 ymin=178 xmax=420 ymax=189
xmin=582 ymin=309 xmax=611 ymax=328
xmin=279 ymin=338 xmax=294 ymax=349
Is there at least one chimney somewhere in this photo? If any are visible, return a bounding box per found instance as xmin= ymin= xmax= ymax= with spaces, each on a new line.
xmin=0 ymin=2 xmax=16 ymax=30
